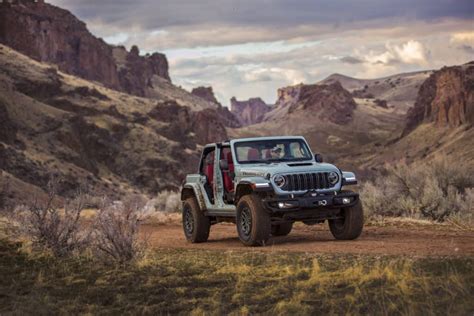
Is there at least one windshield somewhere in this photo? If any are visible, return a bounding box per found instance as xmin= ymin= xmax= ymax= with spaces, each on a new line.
xmin=234 ymin=139 xmax=313 ymax=164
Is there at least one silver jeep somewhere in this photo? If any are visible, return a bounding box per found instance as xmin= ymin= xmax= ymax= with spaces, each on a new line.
xmin=181 ymin=136 xmax=363 ymax=246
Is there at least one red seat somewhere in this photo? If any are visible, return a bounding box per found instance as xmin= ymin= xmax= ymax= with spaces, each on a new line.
xmin=247 ymin=148 xmax=260 ymax=160
xmin=204 ymin=163 xmax=214 ymax=187
xmin=223 ymin=151 xmax=234 ymax=192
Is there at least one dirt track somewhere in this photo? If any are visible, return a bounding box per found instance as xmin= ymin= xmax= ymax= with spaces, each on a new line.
xmin=143 ymin=222 xmax=474 ymax=257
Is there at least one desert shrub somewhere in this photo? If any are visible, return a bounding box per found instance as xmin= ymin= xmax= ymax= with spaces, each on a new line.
xmin=361 ymin=158 xmax=474 ymax=221
xmin=93 ymin=195 xmax=148 ymax=263
xmin=13 ymin=178 xmax=90 ymax=257
xmin=148 ymin=190 xmax=181 ymax=213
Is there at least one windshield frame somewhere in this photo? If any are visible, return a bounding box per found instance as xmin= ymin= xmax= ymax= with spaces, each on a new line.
xmin=233 ymin=138 xmax=314 ymax=164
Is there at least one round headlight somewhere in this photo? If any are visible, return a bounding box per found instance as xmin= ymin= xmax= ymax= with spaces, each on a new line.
xmin=328 ymin=172 xmax=339 ymax=185
xmin=274 ymin=175 xmax=286 ymax=188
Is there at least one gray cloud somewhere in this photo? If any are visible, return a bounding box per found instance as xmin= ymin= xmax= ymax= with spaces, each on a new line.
xmin=49 ymin=0 xmax=474 ymax=48
xmin=459 ymin=45 xmax=474 ymax=54
xmin=47 ymin=0 xmax=474 ymax=106
xmin=50 ymin=0 xmax=474 ymax=30
xmin=340 ymin=56 xmax=364 ymax=64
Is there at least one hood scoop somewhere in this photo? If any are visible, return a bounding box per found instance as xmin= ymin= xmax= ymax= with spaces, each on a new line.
xmin=287 ymin=163 xmax=313 ymax=167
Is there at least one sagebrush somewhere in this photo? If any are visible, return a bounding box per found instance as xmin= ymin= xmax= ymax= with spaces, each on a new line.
xmin=12 ymin=178 xmax=89 ymax=257
xmin=93 ymin=195 xmax=148 ymax=263
xmin=361 ymin=159 xmax=474 ymax=221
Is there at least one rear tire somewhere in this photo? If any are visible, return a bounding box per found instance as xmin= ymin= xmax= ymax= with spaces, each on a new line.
xmin=329 ymin=200 xmax=364 ymax=240
xmin=182 ymin=197 xmax=210 ymax=243
xmin=271 ymin=222 xmax=293 ymax=236
xmin=236 ymin=194 xmax=271 ymax=246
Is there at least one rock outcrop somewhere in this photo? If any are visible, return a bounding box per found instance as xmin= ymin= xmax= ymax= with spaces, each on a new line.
xmin=191 ymin=86 xmax=220 ymax=105
xmin=190 ymin=86 xmax=241 ymax=128
xmin=269 ymin=82 xmax=356 ymax=125
xmin=294 ymin=82 xmax=357 ymax=125
xmin=0 ymin=1 xmax=170 ymax=96
xmin=230 ymin=97 xmax=271 ymax=126
xmin=114 ymin=45 xmax=170 ymax=97
xmin=275 ymin=84 xmax=303 ymax=110
xmin=404 ymin=62 xmax=474 ymax=134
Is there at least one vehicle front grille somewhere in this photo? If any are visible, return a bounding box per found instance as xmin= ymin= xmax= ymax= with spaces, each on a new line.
xmin=280 ymin=172 xmax=332 ymax=191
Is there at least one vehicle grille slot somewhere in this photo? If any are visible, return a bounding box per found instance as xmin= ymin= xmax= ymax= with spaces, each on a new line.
xmin=281 ymin=172 xmax=334 ymax=192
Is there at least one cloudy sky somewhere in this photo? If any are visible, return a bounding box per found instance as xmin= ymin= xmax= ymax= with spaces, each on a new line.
xmin=50 ymin=0 xmax=474 ymax=105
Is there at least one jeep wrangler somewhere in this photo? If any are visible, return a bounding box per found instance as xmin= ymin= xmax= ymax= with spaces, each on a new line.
xmin=181 ymin=136 xmax=363 ymax=246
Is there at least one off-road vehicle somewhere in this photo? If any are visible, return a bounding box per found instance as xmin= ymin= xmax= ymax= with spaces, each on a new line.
xmin=181 ymin=136 xmax=363 ymax=246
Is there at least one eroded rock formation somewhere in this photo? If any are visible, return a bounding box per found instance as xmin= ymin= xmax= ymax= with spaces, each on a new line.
xmin=404 ymin=62 xmax=474 ymax=134
xmin=230 ymin=97 xmax=271 ymax=126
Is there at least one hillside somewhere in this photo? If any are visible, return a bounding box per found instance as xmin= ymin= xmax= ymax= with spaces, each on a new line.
xmin=229 ymin=63 xmax=473 ymax=175
xmin=320 ymin=71 xmax=432 ymax=113
xmin=0 ymin=44 xmax=228 ymax=204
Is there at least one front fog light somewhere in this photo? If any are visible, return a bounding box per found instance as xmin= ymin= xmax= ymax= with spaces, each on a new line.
xmin=278 ymin=202 xmax=297 ymax=209
xmin=342 ymin=197 xmax=351 ymax=204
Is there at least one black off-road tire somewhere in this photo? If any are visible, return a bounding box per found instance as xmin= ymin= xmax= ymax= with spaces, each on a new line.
xmin=271 ymin=222 xmax=293 ymax=236
xmin=236 ymin=194 xmax=271 ymax=246
xmin=329 ymin=200 xmax=364 ymax=240
xmin=182 ymin=197 xmax=210 ymax=243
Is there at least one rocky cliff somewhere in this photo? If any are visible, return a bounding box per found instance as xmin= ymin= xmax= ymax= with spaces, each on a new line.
xmin=230 ymin=97 xmax=271 ymax=126
xmin=265 ymin=81 xmax=357 ymax=125
xmin=191 ymin=86 xmax=220 ymax=105
xmin=0 ymin=0 xmax=170 ymax=96
xmin=190 ymin=86 xmax=241 ymax=128
xmin=404 ymin=62 xmax=474 ymax=134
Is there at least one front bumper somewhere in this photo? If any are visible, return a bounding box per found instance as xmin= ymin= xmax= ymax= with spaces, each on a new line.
xmin=262 ymin=190 xmax=359 ymax=213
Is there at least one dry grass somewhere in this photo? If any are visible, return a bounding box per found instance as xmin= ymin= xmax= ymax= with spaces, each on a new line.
xmin=0 ymin=239 xmax=472 ymax=315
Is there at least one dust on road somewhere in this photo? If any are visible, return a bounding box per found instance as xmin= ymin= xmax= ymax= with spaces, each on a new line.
xmin=142 ymin=222 xmax=474 ymax=256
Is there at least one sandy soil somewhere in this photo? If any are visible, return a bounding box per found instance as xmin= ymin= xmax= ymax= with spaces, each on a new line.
xmin=142 ymin=222 xmax=474 ymax=257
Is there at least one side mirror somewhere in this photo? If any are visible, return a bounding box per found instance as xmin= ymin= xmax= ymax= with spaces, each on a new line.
xmin=314 ymin=153 xmax=323 ymax=163
xmin=219 ymin=159 xmax=229 ymax=170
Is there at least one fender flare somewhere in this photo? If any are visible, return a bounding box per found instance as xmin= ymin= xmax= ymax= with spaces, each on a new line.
xmin=234 ymin=179 xmax=273 ymax=204
xmin=180 ymin=184 xmax=207 ymax=211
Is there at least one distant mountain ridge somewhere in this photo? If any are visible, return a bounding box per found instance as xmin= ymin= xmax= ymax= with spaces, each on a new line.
xmin=319 ymin=70 xmax=433 ymax=113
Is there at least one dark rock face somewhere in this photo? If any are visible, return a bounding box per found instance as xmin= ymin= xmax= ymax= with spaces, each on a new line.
xmin=191 ymin=86 xmax=241 ymax=128
xmin=149 ymin=101 xmax=229 ymax=145
xmin=374 ymin=99 xmax=388 ymax=109
xmin=0 ymin=1 xmax=170 ymax=95
xmin=191 ymin=86 xmax=220 ymax=105
xmin=230 ymin=97 xmax=271 ymax=126
xmin=291 ymin=82 xmax=357 ymax=125
xmin=114 ymin=45 xmax=170 ymax=97
xmin=215 ymin=106 xmax=242 ymax=128
xmin=404 ymin=63 xmax=474 ymax=134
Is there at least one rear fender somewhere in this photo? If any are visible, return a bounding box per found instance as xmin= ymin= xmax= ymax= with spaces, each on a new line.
xmin=181 ymin=183 xmax=206 ymax=211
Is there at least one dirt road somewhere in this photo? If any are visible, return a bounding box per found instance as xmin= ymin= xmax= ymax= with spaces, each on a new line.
xmin=143 ymin=222 xmax=474 ymax=256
